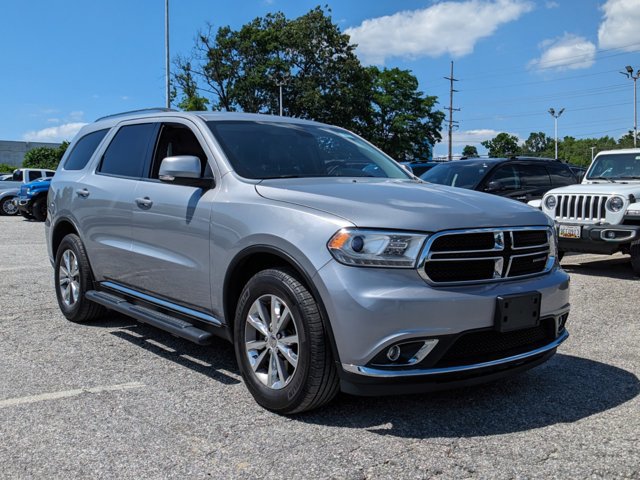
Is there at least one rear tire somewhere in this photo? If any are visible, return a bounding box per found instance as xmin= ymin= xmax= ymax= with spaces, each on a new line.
xmin=631 ymin=241 xmax=640 ymax=275
xmin=32 ymin=197 xmax=47 ymax=222
xmin=54 ymin=234 xmax=105 ymax=323
xmin=234 ymin=268 xmax=339 ymax=414
xmin=0 ymin=197 xmax=18 ymax=216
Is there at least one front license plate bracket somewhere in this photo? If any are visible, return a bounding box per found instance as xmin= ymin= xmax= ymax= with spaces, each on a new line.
xmin=495 ymin=292 xmax=541 ymax=332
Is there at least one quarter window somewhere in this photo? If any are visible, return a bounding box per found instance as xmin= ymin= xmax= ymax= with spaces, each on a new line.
xmin=64 ymin=129 xmax=109 ymax=171
xmin=99 ymin=124 xmax=156 ymax=178
xmin=546 ymin=163 xmax=577 ymax=187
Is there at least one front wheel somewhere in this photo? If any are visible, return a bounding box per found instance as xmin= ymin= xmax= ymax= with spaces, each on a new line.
xmin=0 ymin=197 xmax=18 ymax=216
xmin=234 ymin=268 xmax=339 ymax=414
xmin=54 ymin=234 xmax=105 ymax=323
xmin=32 ymin=197 xmax=47 ymax=222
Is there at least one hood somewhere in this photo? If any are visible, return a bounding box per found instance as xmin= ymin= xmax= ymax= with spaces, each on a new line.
xmin=545 ymin=182 xmax=640 ymax=197
xmin=23 ymin=179 xmax=51 ymax=190
xmin=256 ymin=178 xmax=550 ymax=231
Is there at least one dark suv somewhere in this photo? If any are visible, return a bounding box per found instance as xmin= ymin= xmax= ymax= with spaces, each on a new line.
xmin=421 ymin=157 xmax=578 ymax=203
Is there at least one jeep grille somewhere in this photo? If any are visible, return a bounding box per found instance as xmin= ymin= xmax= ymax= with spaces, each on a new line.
xmin=418 ymin=227 xmax=553 ymax=285
xmin=552 ymin=194 xmax=609 ymax=223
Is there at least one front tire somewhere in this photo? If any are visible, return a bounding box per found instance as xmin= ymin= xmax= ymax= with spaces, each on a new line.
xmin=32 ymin=197 xmax=47 ymax=222
xmin=0 ymin=197 xmax=18 ymax=216
xmin=54 ymin=234 xmax=105 ymax=323
xmin=234 ymin=268 xmax=339 ymax=414
xmin=631 ymin=241 xmax=640 ymax=275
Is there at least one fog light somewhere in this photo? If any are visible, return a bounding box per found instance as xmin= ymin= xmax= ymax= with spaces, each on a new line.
xmin=606 ymin=231 xmax=616 ymax=239
xmin=386 ymin=345 xmax=401 ymax=361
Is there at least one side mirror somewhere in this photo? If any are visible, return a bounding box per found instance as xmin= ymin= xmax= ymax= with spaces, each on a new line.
xmin=159 ymin=156 xmax=213 ymax=188
xmin=485 ymin=180 xmax=502 ymax=192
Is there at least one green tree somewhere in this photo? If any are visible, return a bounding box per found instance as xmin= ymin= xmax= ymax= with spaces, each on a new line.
xmin=0 ymin=163 xmax=16 ymax=174
xmin=618 ymin=130 xmax=640 ymax=148
xmin=522 ymin=132 xmax=551 ymax=155
xmin=365 ymin=67 xmax=444 ymax=160
xmin=462 ymin=145 xmax=479 ymax=157
xmin=173 ymin=60 xmax=209 ymax=111
xmin=481 ymin=133 xmax=520 ymax=157
xmin=23 ymin=142 xmax=69 ymax=170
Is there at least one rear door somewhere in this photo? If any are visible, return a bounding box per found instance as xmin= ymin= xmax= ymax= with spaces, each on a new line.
xmin=74 ymin=122 xmax=157 ymax=284
xmin=483 ymin=163 xmax=528 ymax=201
xmin=128 ymin=121 xmax=217 ymax=312
xmin=514 ymin=163 xmax=552 ymax=201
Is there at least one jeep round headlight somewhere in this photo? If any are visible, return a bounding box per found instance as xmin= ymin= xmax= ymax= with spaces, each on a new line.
xmin=544 ymin=195 xmax=557 ymax=210
xmin=606 ymin=196 xmax=624 ymax=212
xmin=328 ymin=228 xmax=429 ymax=267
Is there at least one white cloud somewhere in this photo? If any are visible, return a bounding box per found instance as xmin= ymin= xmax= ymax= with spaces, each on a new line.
xmin=598 ymin=0 xmax=640 ymax=51
xmin=545 ymin=1 xmax=559 ymax=8
xmin=46 ymin=118 xmax=60 ymax=124
xmin=528 ymin=33 xmax=596 ymax=71
xmin=22 ymin=123 xmax=87 ymax=142
xmin=68 ymin=110 xmax=84 ymax=122
xmin=452 ymin=129 xmax=521 ymax=145
xmin=344 ymin=0 xmax=533 ymax=65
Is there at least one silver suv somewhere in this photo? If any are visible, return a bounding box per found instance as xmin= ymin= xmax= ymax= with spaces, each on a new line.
xmin=46 ymin=109 xmax=570 ymax=413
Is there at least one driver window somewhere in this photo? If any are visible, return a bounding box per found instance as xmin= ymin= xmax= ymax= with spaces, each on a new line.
xmin=150 ymin=123 xmax=210 ymax=179
xmin=13 ymin=170 xmax=23 ymax=181
xmin=488 ymin=165 xmax=520 ymax=190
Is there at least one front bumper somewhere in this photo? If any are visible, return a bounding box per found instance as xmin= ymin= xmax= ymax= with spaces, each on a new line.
xmin=13 ymin=196 xmax=32 ymax=213
xmin=557 ymin=223 xmax=640 ymax=254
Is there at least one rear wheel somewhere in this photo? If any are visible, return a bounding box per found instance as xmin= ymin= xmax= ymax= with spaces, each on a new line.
xmin=54 ymin=234 xmax=105 ymax=323
xmin=234 ymin=268 xmax=339 ymax=414
xmin=32 ymin=196 xmax=47 ymax=221
xmin=0 ymin=197 xmax=18 ymax=216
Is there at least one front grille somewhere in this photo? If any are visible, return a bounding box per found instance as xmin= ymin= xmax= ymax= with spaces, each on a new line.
xmin=552 ymin=194 xmax=608 ymax=223
xmin=435 ymin=319 xmax=555 ymax=368
xmin=419 ymin=227 xmax=551 ymax=285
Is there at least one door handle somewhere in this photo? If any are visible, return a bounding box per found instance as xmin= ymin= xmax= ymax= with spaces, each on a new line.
xmin=135 ymin=197 xmax=153 ymax=209
xmin=75 ymin=188 xmax=90 ymax=198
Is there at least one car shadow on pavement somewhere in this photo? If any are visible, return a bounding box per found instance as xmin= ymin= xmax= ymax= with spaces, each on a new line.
xmin=92 ymin=314 xmax=242 ymax=386
xmin=299 ymin=354 xmax=639 ymax=438
xmin=561 ymin=256 xmax=638 ymax=280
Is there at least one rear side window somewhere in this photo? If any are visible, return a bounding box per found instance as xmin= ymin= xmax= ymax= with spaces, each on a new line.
xmin=45 ymin=171 xmax=55 ymax=177
xmin=28 ymin=171 xmax=41 ymax=181
xmin=546 ymin=163 xmax=577 ymax=187
xmin=516 ymin=164 xmax=551 ymax=188
xmin=64 ymin=129 xmax=109 ymax=171
xmin=99 ymin=124 xmax=156 ymax=178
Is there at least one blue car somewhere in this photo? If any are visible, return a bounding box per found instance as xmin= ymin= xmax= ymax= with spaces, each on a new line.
xmin=16 ymin=177 xmax=52 ymax=221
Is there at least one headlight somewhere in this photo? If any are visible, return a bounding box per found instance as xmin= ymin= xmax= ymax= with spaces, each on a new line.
xmin=544 ymin=195 xmax=557 ymax=210
xmin=548 ymin=228 xmax=558 ymax=265
xmin=25 ymin=188 xmax=31 ymax=194
xmin=327 ymin=228 xmax=429 ymax=267
xmin=606 ymin=196 xmax=624 ymax=212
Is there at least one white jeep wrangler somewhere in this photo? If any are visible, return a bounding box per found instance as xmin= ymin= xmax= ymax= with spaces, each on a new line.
xmin=534 ymin=149 xmax=640 ymax=274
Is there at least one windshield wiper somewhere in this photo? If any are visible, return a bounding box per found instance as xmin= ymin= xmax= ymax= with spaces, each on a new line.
xmin=612 ymin=176 xmax=640 ymax=180
xmin=588 ymin=176 xmax=615 ymax=183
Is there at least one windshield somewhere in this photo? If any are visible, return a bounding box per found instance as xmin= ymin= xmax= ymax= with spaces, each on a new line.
xmin=420 ymin=162 xmax=490 ymax=189
xmin=206 ymin=121 xmax=411 ymax=180
xmin=587 ymin=153 xmax=640 ymax=180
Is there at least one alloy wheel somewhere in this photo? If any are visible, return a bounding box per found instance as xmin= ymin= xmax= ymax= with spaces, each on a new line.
xmin=58 ymin=249 xmax=80 ymax=307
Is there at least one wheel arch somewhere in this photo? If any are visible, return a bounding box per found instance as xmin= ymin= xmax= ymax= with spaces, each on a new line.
xmin=51 ymin=217 xmax=81 ymax=259
xmin=223 ymin=245 xmax=341 ymax=363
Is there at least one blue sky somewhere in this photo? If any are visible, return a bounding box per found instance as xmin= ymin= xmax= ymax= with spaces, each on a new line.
xmin=1 ymin=0 xmax=639 ymax=158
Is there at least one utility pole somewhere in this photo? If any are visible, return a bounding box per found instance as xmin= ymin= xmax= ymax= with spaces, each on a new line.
xmin=444 ymin=61 xmax=460 ymax=161
xmin=591 ymin=146 xmax=596 ymax=162
xmin=621 ymin=65 xmax=639 ymax=148
xmin=165 ymin=0 xmax=170 ymax=108
xmin=548 ymin=107 xmax=565 ymax=159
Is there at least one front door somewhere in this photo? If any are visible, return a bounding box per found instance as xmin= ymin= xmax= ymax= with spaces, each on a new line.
xmin=129 ymin=121 xmax=217 ymax=313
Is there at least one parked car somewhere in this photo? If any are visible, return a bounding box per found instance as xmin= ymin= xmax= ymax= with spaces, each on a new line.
xmin=568 ymin=164 xmax=587 ymax=182
xmin=15 ymin=177 xmax=52 ymax=221
xmin=535 ymin=148 xmax=640 ymax=274
xmin=0 ymin=174 xmax=12 ymax=181
xmin=420 ymin=157 xmax=578 ymax=203
xmin=400 ymin=161 xmax=440 ymax=176
xmin=47 ymin=109 xmax=570 ymax=413
xmin=0 ymin=168 xmax=56 ymax=215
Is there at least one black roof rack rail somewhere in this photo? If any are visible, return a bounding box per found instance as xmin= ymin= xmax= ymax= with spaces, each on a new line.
xmin=95 ymin=108 xmax=178 ymax=122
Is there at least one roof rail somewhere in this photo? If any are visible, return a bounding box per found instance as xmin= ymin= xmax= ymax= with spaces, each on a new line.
xmin=94 ymin=108 xmax=178 ymax=122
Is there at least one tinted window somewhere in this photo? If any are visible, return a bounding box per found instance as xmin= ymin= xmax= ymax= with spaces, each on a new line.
xmin=45 ymin=171 xmax=55 ymax=177
xmin=207 ymin=121 xmax=410 ymax=180
xmin=516 ymin=164 xmax=551 ymax=188
xmin=13 ymin=170 xmax=23 ymax=181
xmin=547 ymin=163 xmax=577 ymax=186
xmin=150 ymin=124 xmax=208 ymax=179
xmin=421 ymin=162 xmax=489 ymax=189
xmin=487 ymin=165 xmax=520 ymax=190
xmin=587 ymin=153 xmax=640 ymax=180
xmin=64 ymin=129 xmax=109 ymax=170
xmin=99 ymin=124 xmax=156 ymax=178
xmin=28 ymin=171 xmax=41 ymax=181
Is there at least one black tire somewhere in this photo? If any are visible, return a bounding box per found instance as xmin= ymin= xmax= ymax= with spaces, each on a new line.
xmin=558 ymin=251 xmax=565 ymax=261
xmin=0 ymin=197 xmax=18 ymax=216
xmin=234 ymin=268 xmax=339 ymax=414
xmin=20 ymin=210 xmax=35 ymax=220
xmin=32 ymin=196 xmax=47 ymax=222
xmin=631 ymin=241 xmax=640 ymax=275
xmin=54 ymin=234 xmax=105 ymax=323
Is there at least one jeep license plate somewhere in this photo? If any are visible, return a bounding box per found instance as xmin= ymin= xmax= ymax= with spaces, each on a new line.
xmin=559 ymin=225 xmax=581 ymax=239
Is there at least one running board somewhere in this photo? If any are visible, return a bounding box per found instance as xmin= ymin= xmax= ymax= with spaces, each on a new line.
xmin=85 ymin=290 xmax=214 ymax=345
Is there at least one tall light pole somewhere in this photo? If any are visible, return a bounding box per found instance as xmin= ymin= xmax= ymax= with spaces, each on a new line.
xmin=621 ymin=65 xmax=639 ymax=148
xmin=165 ymin=0 xmax=170 ymax=108
xmin=549 ymin=107 xmax=565 ymax=159
xmin=275 ymin=79 xmax=286 ymax=116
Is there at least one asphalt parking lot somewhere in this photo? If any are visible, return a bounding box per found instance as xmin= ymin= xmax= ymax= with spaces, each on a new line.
xmin=0 ymin=216 xmax=638 ymax=479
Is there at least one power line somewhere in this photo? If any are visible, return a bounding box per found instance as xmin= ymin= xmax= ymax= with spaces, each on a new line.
xmin=462 ymin=101 xmax=630 ymax=122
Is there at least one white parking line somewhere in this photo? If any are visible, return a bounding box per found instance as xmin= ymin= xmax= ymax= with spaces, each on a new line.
xmin=0 ymin=382 xmax=145 ymax=409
